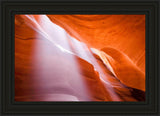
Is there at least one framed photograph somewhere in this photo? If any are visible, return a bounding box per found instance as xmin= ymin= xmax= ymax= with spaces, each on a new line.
xmin=0 ymin=0 xmax=159 ymax=115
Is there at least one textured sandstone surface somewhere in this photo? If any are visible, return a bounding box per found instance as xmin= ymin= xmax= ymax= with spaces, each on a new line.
xmin=47 ymin=15 xmax=145 ymax=73
xmin=15 ymin=15 xmax=145 ymax=101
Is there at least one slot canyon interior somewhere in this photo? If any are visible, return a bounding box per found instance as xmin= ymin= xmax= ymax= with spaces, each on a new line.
xmin=15 ymin=14 xmax=145 ymax=101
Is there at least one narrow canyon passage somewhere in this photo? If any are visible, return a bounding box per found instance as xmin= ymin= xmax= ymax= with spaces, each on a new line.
xmin=15 ymin=15 xmax=145 ymax=101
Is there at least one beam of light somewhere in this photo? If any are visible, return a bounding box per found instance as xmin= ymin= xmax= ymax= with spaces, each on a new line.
xmin=24 ymin=15 xmax=92 ymax=101
xmin=24 ymin=15 xmax=74 ymax=54
xmin=20 ymin=14 xmax=127 ymax=101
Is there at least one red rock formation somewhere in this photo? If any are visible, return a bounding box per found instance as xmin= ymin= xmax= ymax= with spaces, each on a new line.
xmin=47 ymin=15 xmax=145 ymax=73
xmin=15 ymin=15 xmax=145 ymax=101
xmin=47 ymin=14 xmax=145 ymax=91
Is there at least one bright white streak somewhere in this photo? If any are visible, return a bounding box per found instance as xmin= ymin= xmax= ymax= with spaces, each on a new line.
xmin=29 ymin=15 xmax=91 ymax=101
xmin=25 ymin=15 xmax=74 ymax=54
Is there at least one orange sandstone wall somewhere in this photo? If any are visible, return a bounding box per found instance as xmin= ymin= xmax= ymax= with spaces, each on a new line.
xmin=47 ymin=15 xmax=146 ymax=92
xmin=47 ymin=15 xmax=145 ymax=73
xmin=15 ymin=15 xmax=145 ymax=101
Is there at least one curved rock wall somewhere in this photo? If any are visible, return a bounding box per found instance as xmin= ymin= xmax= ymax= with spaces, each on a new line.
xmin=15 ymin=15 xmax=145 ymax=101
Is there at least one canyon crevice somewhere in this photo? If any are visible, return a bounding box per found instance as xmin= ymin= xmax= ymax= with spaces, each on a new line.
xmin=15 ymin=15 xmax=145 ymax=101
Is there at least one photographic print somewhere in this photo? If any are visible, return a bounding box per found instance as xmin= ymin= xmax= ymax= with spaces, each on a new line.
xmin=15 ymin=14 xmax=145 ymax=102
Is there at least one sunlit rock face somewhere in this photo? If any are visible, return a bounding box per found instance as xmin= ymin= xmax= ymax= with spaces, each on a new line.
xmin=15 ymin=15 xmax=145 ymax=101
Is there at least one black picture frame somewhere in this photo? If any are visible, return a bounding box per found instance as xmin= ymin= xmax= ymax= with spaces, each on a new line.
xmin=0 ymin=0 xmax=159 ymax=115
